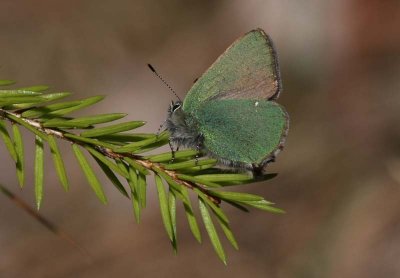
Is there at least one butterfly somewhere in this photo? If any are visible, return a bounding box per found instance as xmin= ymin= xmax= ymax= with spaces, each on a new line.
xmin=160 ymin=28 xmax=289 ymax=174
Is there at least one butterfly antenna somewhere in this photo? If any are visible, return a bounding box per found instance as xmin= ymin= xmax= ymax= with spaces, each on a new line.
xmin=148 ymin=64 xmax=181 ymax=101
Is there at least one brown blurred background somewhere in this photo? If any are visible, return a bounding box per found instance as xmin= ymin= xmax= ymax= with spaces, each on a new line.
xmin=1 ymin=0 xmax=400 ymax=277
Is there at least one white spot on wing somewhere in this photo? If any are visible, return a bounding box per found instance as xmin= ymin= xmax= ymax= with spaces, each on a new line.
xmin=254 ymin=101 xmax=259 ymax=113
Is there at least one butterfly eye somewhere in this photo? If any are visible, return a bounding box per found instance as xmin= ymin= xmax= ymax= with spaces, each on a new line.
xmin=172 ymin=103 xmax=181 ymax=112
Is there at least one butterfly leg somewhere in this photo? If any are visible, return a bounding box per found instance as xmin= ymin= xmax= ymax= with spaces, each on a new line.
xmin=168 ymin=140 xmax=176 ymax=163
xmin=266 ymin=155 xmax=276 ymax=164
xmin=195 ymin=143 xmax=201 ymax=166
xmin=194 ymin=134 xmax=204 ymax=166
xmin=252 ymin=164 xmax=263 ymax=176
xmin=252 ymin=155 xmax=276 ymax=176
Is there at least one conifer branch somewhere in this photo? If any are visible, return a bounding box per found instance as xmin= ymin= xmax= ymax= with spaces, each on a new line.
xmin=0 ymin=81 xmax=282 ymax=264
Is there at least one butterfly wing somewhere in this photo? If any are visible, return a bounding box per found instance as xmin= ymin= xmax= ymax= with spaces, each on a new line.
xmin=195 ymin=99 xmax=288 ymax=166
xmin=183 ymin=29 xmax=281 ymax=113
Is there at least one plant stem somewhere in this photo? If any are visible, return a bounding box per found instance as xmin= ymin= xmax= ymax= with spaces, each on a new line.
xmin=0 ymin=183 xmax=91 ymax=258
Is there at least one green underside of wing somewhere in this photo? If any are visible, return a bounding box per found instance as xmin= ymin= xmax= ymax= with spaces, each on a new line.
xmin=194 ymin=99 xmax=288 ymax=165
xmin=183 ymin=29 xmax=278 ymax=113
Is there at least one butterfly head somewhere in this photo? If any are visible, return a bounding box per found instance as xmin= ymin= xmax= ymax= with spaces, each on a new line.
xmin=169 ymin=100 xmax=183 ymax=114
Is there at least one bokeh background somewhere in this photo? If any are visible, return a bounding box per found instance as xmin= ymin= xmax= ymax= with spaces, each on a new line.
xmin=1 ymin=1 xmax=400 ymax=277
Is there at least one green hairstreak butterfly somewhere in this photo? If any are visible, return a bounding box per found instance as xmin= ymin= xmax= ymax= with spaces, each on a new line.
xmin=157 ymin=28 xmax=289 ymax=174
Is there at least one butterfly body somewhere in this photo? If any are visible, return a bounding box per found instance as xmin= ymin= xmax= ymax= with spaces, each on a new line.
xmin=166 ymin=101 xmax=203 ymax=151
xmin=165 ymin=29 xmax=289 ymax=173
